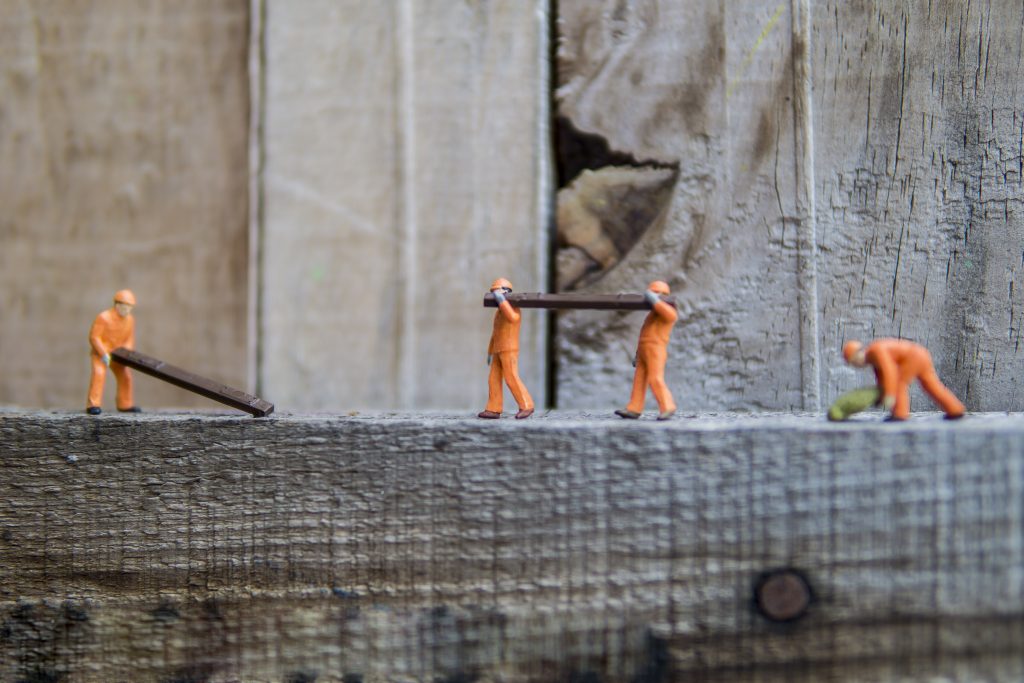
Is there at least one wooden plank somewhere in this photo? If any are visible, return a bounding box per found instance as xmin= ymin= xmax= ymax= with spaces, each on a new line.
xmin=811 ymin=0 xmax=1024 ymax=411
xmin=554 ymin=1 xmax=806 ymax=411
xmin=2 ymin=411 xmax=1023 ymax=681
xmin=483 ymin=292 xmax=677 ymax=310
xmin=110 ymin=349 xmax=273 ymax=417
xmin=0 ymin=0 xmax=252 ymax=410
xmin=259 ymin=1 xmax=549 ymax=411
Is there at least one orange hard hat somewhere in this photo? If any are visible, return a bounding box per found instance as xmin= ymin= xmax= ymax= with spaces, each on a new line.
xmin=842 ymin=340 xmax=863 ymax=361
xmin=491 ymin=277 xmax=513 ymax=291
xmin=114 ymin=289 xmax=136 ymax=306
xmin=648 ymin=280 xmax=670 ymax=295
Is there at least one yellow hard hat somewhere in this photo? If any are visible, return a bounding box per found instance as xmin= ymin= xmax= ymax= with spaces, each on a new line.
xmin=491 ymin=278 xmax=513 ymax=291
xmin=648 ymin=280 xmax=670 ymax=295
xmin=114 ymin=289 xmax=136 ymax=306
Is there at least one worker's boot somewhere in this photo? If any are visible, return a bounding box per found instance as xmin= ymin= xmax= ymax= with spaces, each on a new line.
xmin=515 ymin=408 xmax=534 ymax=419
xmin=615 ymin=409 xmax=640 ymax=419
xmin=477 ymin=410 xmax=500 ymax=419
xmin=86 ymin=407 xmax=102 ymax=415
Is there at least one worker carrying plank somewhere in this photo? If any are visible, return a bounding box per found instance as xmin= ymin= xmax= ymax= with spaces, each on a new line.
xmin=615 ymin=280 xmax=678 ymax=421
xmin=479 ymin=278 xmax=534 ymax=420
xmin=86 ymin=289 xmax=140 ymax=415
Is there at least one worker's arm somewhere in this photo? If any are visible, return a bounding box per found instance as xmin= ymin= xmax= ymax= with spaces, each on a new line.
xmin=494 ymin=290 xmax=521 ymax=323
xmin=125 ymin=319 xmax=135 ymax=351
xmin=644 ymin=290 xmax=678 ymax=322
xmin=89 ymin=317 xmax=110 ymax=365
xmin=869 ymin=348 xmax=898 ymax=407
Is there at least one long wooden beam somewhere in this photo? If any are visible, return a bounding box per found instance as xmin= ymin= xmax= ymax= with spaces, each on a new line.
xmin=482 ymin=292 xmax=676 ymax=310
xmin=110 ymin=348 xmax=274 ymax=417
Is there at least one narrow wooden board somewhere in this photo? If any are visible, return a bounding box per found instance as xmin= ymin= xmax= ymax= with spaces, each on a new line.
xmin=2 ymin=411 xmax=1022 ymax=681
xmin=110 ymin=348 xmax=273 ymax=417
xmin=483 ymin=292 xmax=677 ymax=310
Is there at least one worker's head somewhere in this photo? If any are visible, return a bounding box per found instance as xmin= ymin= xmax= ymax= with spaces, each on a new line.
xmin=490 ymin=277 xmax=513 ymax=293
xmin=647 ymin=280 xmax=670 ymax=295
xmin=842 ymin=340 xmax=866 ymax=367
xmin=113 ymin=289 xmax=136 ymax=318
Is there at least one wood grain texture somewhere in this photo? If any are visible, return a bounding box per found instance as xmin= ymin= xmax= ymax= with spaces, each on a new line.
xmin=554 ymin=0 xmax=806 ymax=411
xmin=2 ymin=410 xmax=1022 ymax=681
xmin=0 ymin=0 xmax=252 ymax=410
xmin=554 ymin=0 xmax=1024 ymax=414
xmin=812 ymin=0 xmax=1024 ymax=411
xmin=259 ymin=0 xmax=550 ymax=411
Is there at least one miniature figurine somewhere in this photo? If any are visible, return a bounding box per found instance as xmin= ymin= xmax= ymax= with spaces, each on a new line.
xmin=842 ymin=339 xmax=965 ymax=421
xmin=86 ymin=290 xmax=141 ymax=415
xmin=616 ymin=280 xmax=678 ymax=420
xmin=478 ymin=278 xmax=534 ymax=419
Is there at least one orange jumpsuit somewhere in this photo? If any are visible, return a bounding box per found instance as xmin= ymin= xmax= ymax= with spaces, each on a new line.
xmin=625 ymin=299 xmax=678 ymax=414
xmin=87 ymin=308 xmax=135 ymax=410
xmin=865 ymin=338 xmax=964 ymax=420
xmin=485 ymin=300 xmax=533 ymax=413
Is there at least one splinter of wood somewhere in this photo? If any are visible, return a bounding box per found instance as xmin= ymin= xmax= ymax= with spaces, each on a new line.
xmin=482 ymin=292 xmax=677 ymax=310
xmin=110 ymin=348 xmax=274 ymax=417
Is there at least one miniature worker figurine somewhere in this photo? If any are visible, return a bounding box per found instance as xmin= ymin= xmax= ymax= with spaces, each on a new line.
xmin=86 ymin=289 xmax=141 ymax=415
xmin=842 ymin=339 xmax=965 ymax=421
xmin=478 ymin=278 xmax=534 ymax=419
xmin=616 ymin=280 xmax=678 ymax=420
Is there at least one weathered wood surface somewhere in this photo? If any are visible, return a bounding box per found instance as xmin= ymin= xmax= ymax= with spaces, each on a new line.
xmin=2 ymin=410 xmax=1022 ymax=682
xmin=0 ymin=0 xmax=252 ymax=410
xmin=553 ymin=0 xmax=1024 ymax=414
xmin=259 ymin=1 xmax=550 ymax=411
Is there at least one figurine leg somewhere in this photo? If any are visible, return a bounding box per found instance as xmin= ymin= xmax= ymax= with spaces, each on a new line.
xmin=87 ymin=354 xmax=107 ymax=409
xmin=625 ymin=358 xmax=649 ymax=413
xmin=918 ymin=369 xmax=965 ymax=418
xmin=485 ymin=355 xmax=504 ymax=413
xmin=644 ymin=346 xmax=676 ymax=414
xmin=499 ymin=352 xmax=533 ymax=411
xmin=890 ymin=385 xmax=911 ymax=420
xmin=111 ymin=361 xmax=134 ymax=410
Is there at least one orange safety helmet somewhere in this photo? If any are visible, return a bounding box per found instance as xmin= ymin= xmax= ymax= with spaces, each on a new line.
xmin=114 ymin=289 xmax=136 ymax=306
xmin=842 ymin=340 xmax=863 ymax=362
xmin=490 ymin=277 xmax=513 ymax=292
xmin=647 ymin=280 xmax=670 ymax=295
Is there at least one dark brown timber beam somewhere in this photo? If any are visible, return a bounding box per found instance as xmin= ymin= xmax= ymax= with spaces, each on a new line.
xmin=111 ymin=348 xmax=274 ymax=417
xmin=483 ymin=292 xmax=676 ymax=310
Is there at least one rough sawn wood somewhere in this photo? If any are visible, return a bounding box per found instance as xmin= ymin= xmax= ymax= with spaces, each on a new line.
xmin=1 ymin=411 xmax=1022 ymax=682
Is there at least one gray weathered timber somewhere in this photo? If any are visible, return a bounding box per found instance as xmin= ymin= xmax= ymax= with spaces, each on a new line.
xmin=554 ymin=0 xmax=1024 ymax=413
xmin=259 ymin=1 xmax=550 ymax=411
xmin=2 ymin=410 xmax=1022 ymax=682
xmin=812 ymin=1 xmax=1024 ymax=411
xmin=0 ymin=0 xmax=252 ymax=410
xmin=555 ymin=1 xmax=806 ymax=411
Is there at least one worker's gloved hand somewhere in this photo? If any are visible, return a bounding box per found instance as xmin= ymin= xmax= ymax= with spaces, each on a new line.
xmin=493 ymin=289 xmax=507 ymax=304
xmin=644 ymin=290 xmax=660 ymax=306
xmin=487 ymin=354 xmax=492 ymax=366
xmin=882 ymin=395 xmax=896 ymax=410
xmin=102 ymin=353 xmax=111 ymax=367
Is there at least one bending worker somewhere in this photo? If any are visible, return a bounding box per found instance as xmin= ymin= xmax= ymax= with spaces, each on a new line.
xmin=478 ymin=278 xmax=534 ymax=419
xmin=616 ymin=280 xmax=678 ymax=420
xmin=842 ymin=338 xmax=965 ymax=420
xmin=86 ymin=289 xmax=141 ymax=415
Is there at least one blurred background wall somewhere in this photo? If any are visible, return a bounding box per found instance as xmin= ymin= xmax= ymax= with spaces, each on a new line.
xmin=1 ymin=0 xmax=1022 ymax=413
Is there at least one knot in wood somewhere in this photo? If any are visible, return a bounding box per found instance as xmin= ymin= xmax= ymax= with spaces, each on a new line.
xmin=755 ymin=569 xmax=812 ymax=622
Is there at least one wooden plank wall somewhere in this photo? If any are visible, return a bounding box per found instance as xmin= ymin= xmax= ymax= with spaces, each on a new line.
xmin=258 ymin=0 xmax=550 ymax=411
xmin=553 ymin=0 xmax=1024 ymax=413
xmin=0 ymin=1 xmax=252 ymax=410
xmin=2 ymin=412 xmax=1023 ymax=681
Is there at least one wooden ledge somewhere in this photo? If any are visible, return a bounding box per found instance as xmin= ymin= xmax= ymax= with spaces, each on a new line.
xmin=1 ymin=411 xmax=1022 ymax=681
